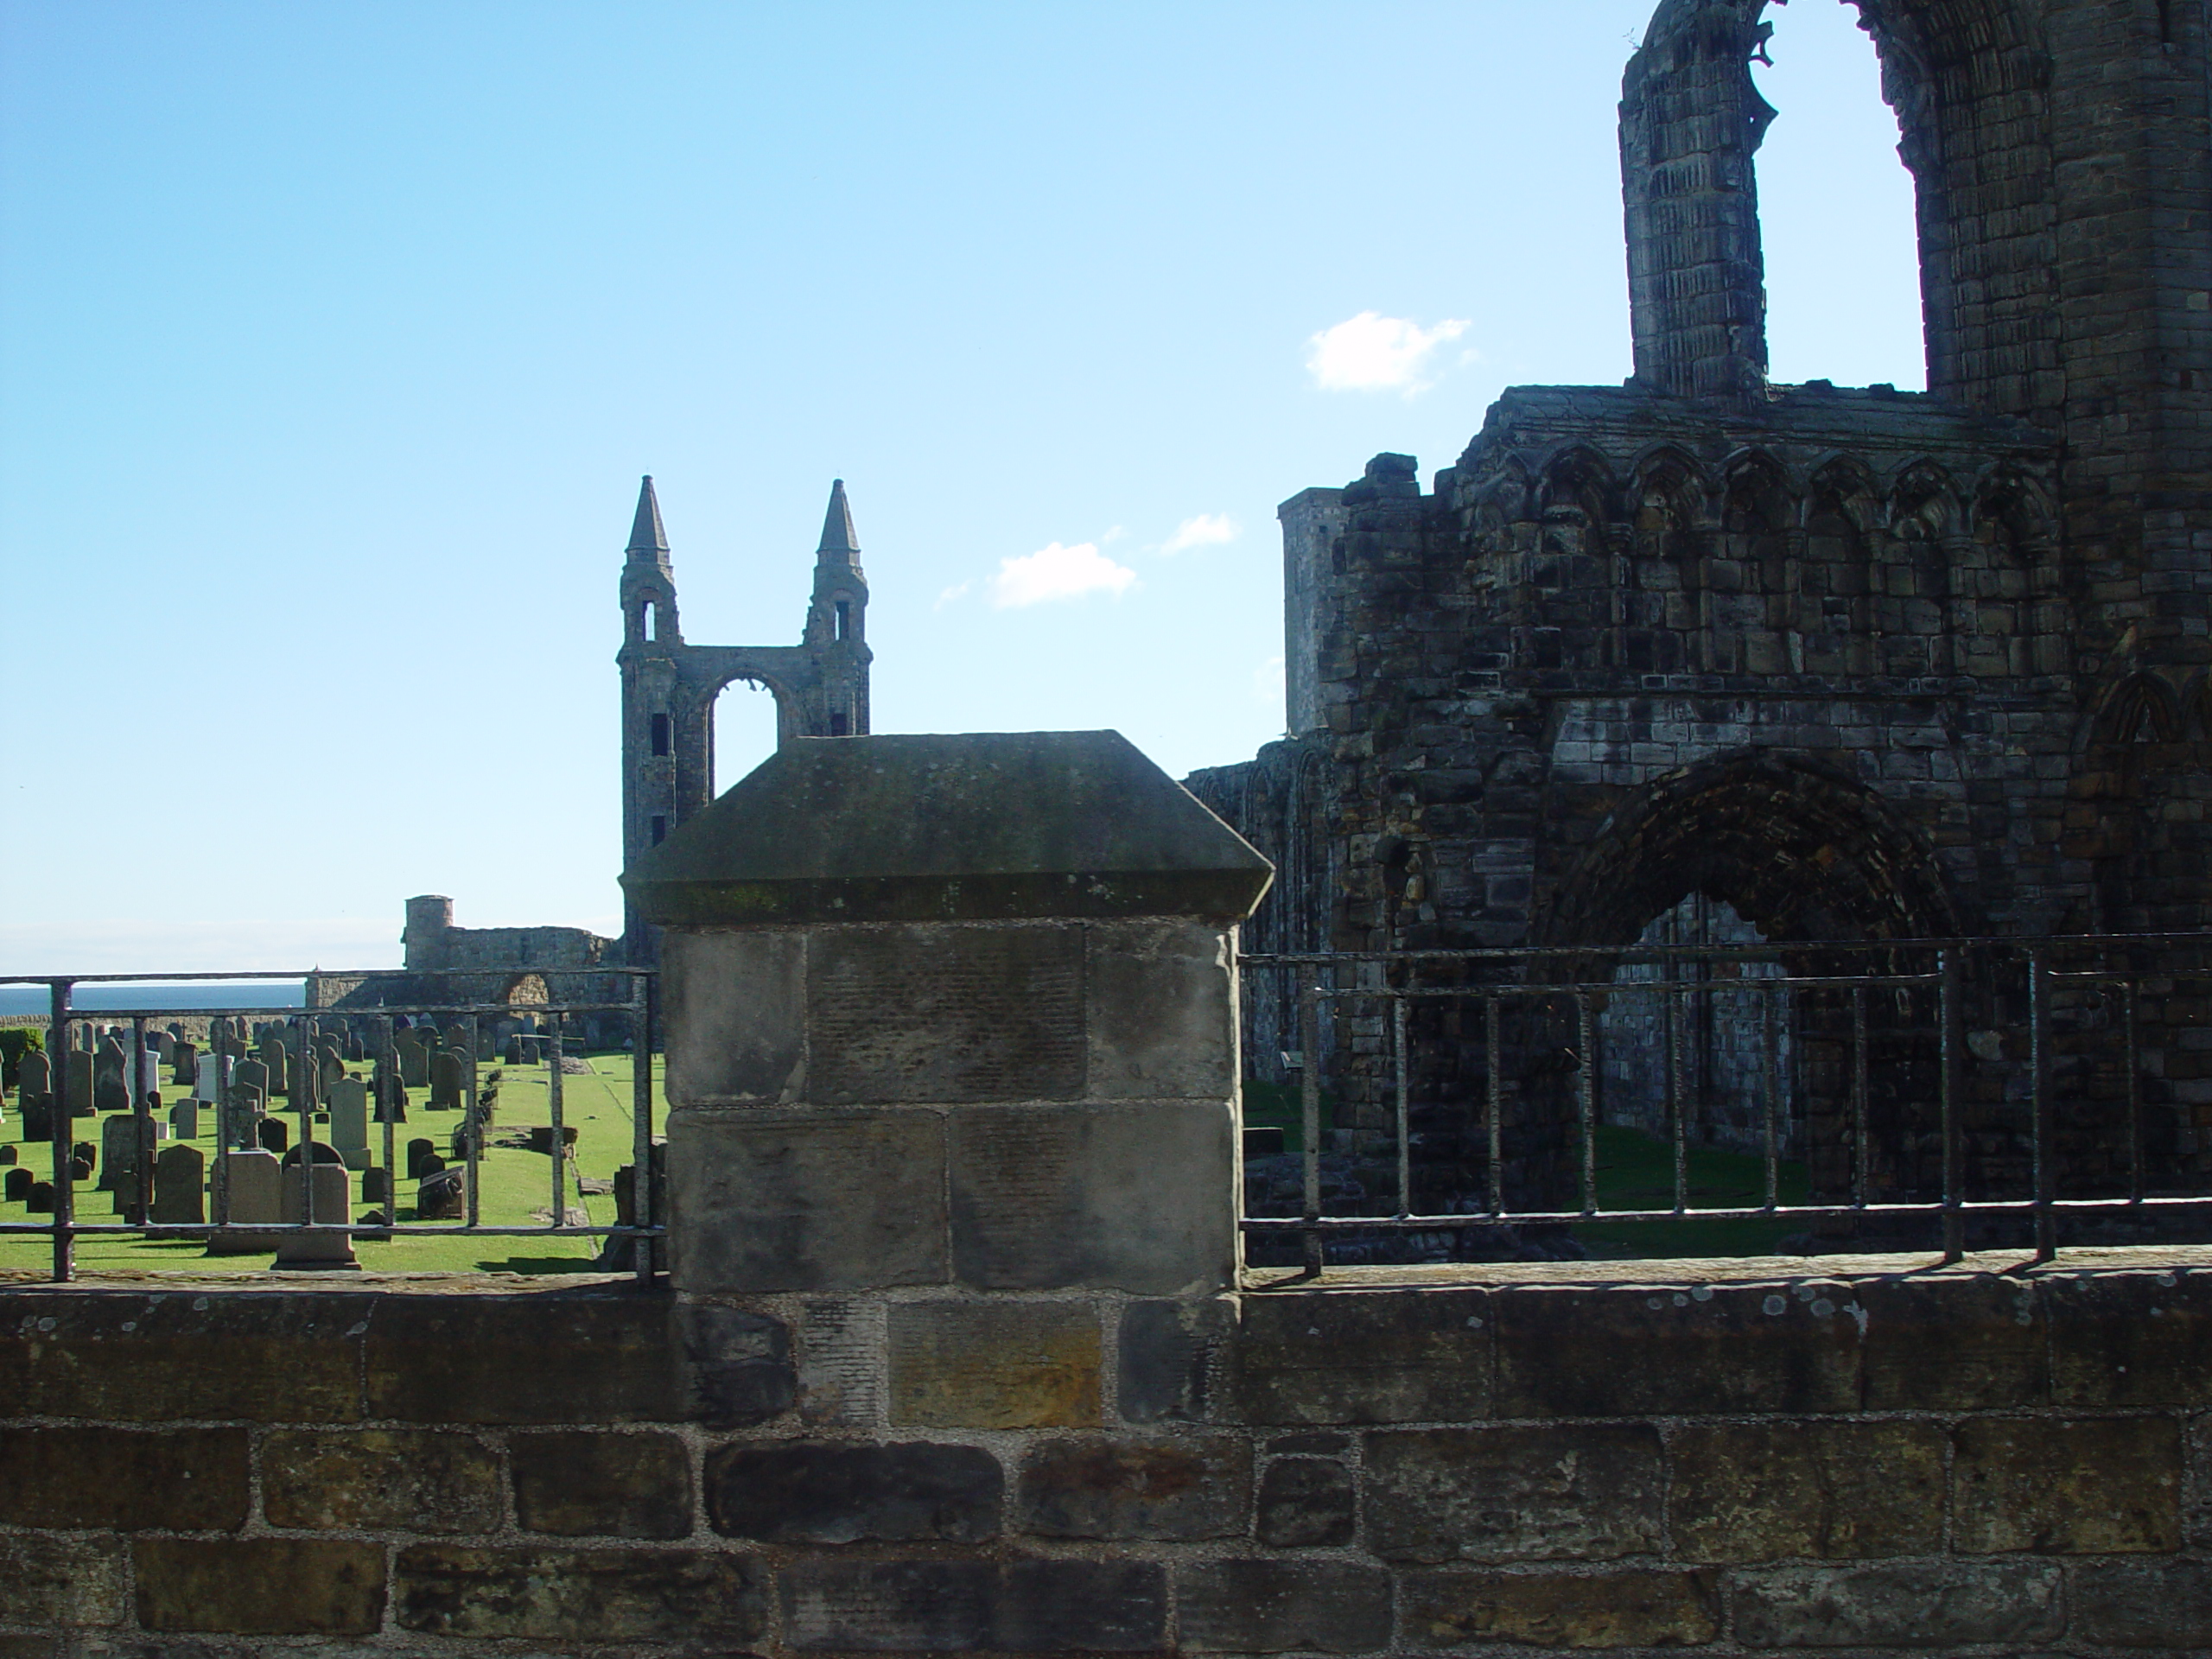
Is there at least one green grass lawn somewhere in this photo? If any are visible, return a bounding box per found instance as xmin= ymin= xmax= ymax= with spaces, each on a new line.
xmin=0 ymin=1051 xmax=662 ymax=1276
xmin=1576 ymin=1122 xmax=1813 ymax=1259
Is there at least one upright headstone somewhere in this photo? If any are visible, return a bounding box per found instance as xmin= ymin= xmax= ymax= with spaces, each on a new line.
xmin=18 ymin=1051 xmax=49 ymax=1107
xmin=429 ymin=1051 xmax=462 ymax=1111
xmin=398 ymin=1035 xmax=430 ymax=1090
xmin=172 ymin=1039 xmax=199 ymax=1088
xmin=169 ymin=1097 xmax=200 ymax=1141
xmin=362 ymin=1166 xmax=392 ymax=1205
xmin=405 ymin=1138 xmax=437 ymax=1179
xmin=207 ymin=1149 xmax=282 ymax=1253
xmin=4 ymin=1166 xmax=32 ymax=1203
xmin=155 ymin=1031 xmax=175 ymax=1064
xmin=373 ymin=1065 xmax=408 ymax=1123
xmin=319 ymin=1052 xmax=346 ymax=1099
xmin=328 ymin=1077 xmax=371 ymax=1170
xmin=136 ymin=1046 xmax=161 ymax=1100
xmin=343 ymin=1030 xmax=365 ymax=1065
xmin=98 ymin=1113 xmax=156 ymax=1193
xmin=259 ymin=1116 xmax=289 ymax=1156
xmin=503 ymin=1035 xmax=524 ymax=1066
xmin=263 ymin=1035 xmax=289 ymax=1097
xmin=92 ymin=1040 xmax=127 ymax=1112
xmin=276 ymin=1160 xmax=359 ymax=1267
xmin=152 ymin=1144 xmax=205 ymax=1225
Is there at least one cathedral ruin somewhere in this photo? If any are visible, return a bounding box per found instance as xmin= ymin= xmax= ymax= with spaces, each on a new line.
xmin=1191 ymin=0 xmax=2212 ymax=1216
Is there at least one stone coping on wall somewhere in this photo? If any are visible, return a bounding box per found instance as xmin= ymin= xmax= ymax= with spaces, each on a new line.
xmin=4 ymin=1242 xmax=2209 ymax=1296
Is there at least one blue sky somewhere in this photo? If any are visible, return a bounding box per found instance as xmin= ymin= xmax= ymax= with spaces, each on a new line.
xmin=0 ymin=1 xmax=1923 ymax=971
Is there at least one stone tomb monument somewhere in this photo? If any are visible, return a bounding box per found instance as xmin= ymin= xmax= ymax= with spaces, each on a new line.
xmin=151 ymin=1144 xmax=204 ymax=1225
xmin=207 ymin=1148 xmax=282 ymax=1254
xmin=621 ymin=730 xmax=1272 ymax=1297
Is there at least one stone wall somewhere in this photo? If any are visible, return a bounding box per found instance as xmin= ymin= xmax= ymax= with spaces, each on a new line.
xmin=3 ymin=1256 xmax=2210 ymax=1655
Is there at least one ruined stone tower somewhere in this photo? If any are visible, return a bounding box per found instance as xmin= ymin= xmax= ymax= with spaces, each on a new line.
xmin=618 ymin=475 xmax=872 ymax=959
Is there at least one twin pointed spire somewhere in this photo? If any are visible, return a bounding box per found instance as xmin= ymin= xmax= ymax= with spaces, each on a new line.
xmin=817 ymin=478 xmax=860 ymax=561
xmin=627 ymin=475 xmax=669 ymax=556
xmin=628 ymin=474 xmax=856 ymax=561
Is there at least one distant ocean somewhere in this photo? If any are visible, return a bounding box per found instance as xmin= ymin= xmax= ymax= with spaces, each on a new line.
xmin=0 ymin=982 xmax=305 ymax=1019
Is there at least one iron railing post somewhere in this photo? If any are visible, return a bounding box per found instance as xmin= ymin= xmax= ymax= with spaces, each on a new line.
xmin=1941 ymin=949 xmax=1963 ymax=1262
xmin=2031 ymin=949 xmax=2055 ymax=1261
xmin=1300 ymin=974 xmax=1322 ymax=1277
xmin=632 ymin=974 xmax=657 ymax=1282
xmin=48 ymin=980 xmax=73 ymax=1283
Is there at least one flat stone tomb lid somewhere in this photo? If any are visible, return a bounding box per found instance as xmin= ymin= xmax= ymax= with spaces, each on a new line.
xmin=622 ymin=730 xmax=1274 ymax=925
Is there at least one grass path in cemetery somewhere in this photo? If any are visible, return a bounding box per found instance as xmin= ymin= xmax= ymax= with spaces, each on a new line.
xmin=0 ymin=1051 xmax=662 ymax=1275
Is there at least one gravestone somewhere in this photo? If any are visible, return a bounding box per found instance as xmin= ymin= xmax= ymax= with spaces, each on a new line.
xmin=405 ymin=1137 xmax=437 ymax=1179
xmin=98 ymin=1114 xmax=156 ymax=1194
xmin=67 ymin=1052 xmax=93 ymax=1114
xmin=4 ymin=1166 xmax=31 ymax=1202
xmin=503 ymin=1035 xmax=524 ymax=1066
xmin=207 ymin=1149 xmax=283 ymax=1254
xmin=328 ymin=1077 xmax=371 ymax=1170
xmin=416 ymin=1166 xmax=465 ymax=1220
xmin=361 ymin=1166 xmax=391 ymax=1205
xmin=25 ymin=1182 xmax=54 ymax=1213
xmin=152 ymin=1145 xmax=205 ymax=1225
xmin=343 ymin=1031 xmax=365 ymax=1065
xmin=231 ymin=1057 xmax=269 ymax=1105
xmin=196 ymin=1052 xmax=226 ymax=1105
xmin=259 ymin=1116 xmax=289 ymax=1156
xmin=442 ymin=1022 xmax=469 ymax=1057
xmin=155 ymin=1031 xmax=175 ymax=1064
xmin=276 ymin=1161 xmax=359 ymax=1267
xmin=429 ymin=1051 xmax=462 ymax=1111
xmin=18 ymin=1051 xmax=49 ymax=1105
xmin=263 ymin=1036 xmax=289 ymax=1097
xmin=136 ymin=1046 xmax=161 ymax=1099
xmin=373 ymin=1066 xmax=408 ymax=1123
xmin=93 ymin=1037 xmax=128 ymax=1112
xmin=398 ymin=1036 xmax=429 ymax=1090
xmin=0 ymin=1145 xmax=13 ymax=1165
xmin=172 ymin=1039 xmax=199 ymax=1087
xmin=169 ymin=1098 xmax=200 ymax=1141
xmin=19 ymin=1096 xmax=52 ymax=1141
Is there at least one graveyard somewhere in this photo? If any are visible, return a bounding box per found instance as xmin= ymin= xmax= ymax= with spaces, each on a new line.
xmin=0 ymin=1023 xmax=654 ymax=1274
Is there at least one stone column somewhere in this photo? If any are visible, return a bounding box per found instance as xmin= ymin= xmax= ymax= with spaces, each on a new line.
xmin=623 ymin=731 xmax=1273 ymax=1299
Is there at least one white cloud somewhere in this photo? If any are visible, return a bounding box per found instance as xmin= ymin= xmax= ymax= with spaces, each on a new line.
xmin=988 ymin=541 xmax=1137 ymax=608
xmin=934 ymin=580 xmax=973 ymax=609
xmin=1162 ymin=512 xmax=1241 ymax=556
xmin=1306 ymin=311 xmax=1472 ymax=394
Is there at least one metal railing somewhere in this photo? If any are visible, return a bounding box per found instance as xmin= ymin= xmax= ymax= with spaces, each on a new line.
xmin=1240 ymin=931 xmax=2212 ymax=1274
xmin=0 ymin=968 xmax=662 ymax=1284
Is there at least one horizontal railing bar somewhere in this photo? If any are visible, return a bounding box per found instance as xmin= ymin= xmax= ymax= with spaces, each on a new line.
xmin=1240 ymin=928 xmax=2212 ymax=966
xmin=1243 ymin=1194 xmax=2212 ymax=1230
xmin=41 ymin=1002 xmax=639 ymax=1020
xmin=1294 ymin=974 xmax=1936 ymax=999
xmin=0 ymin=1224 xmax=666 ymax=1237
xmin=0 ymin=967 xmax=655 ymax=985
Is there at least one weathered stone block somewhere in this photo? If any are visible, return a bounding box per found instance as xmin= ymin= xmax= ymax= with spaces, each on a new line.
xmin=1952 ymin=1414 xmax=2181 ymax=1553
xmin=950 ymin=1102 xmax=1235 ymax=1294
xmin=887 ymin=1300 xmax=1101 ymax=1428
xmin=261 ymin=1428 xmax=502 ymax=1533
xmin=513 ymin=1430 xmax=694 ymax=1539
xmin=779 ymin=1559 xmax=1167 ymax=1652
xmin=1256 ymin=1455 xmax=1357 ymax=1547
xmin=2075 ymin=1558 xmax=2212 ymax=1647
xmin=1085 ymin=919 xmax=1237 ymax=1099
xmin=1669 ymin=1420 xmax=1945 ymax=1560
xmin=395 ymin=1545 xmax=766 ymax=1643
xmin=1363 ymin=1425 xmax=1664 ymax=1563
xmin=1175 ymin=1560 xmax=1391 ymax=1653
xmin=2047 ymin=1270 xmax=2212 ymax=1408
xmin=1117 ymin=1296 xmax=1230 ymax=1423
xmin=1230 ymin=1287 xmax=1491 ymax=1425
xmin=1491 ymin=1281 xmax=1859 ymax=1417
xmin=0 ymin=1534 xmax=127 ymax=1627
xmin=1729 ymin=1561 xmax=2063 ymax=1648
xmin=706 ymin=1440 xmax=1001 ymax=1543
xmin=668 ymin=1108 xmax=948 ymax=1293
xmin=809 ymin=924 xmax=1088 ymax=1103
xmin=1402 ymin=1569 xmax=1718 ymax=1649
xmin=0 ymin=1426 xmax=248 ymax=1531
xmin=136 ymin=1538 xmax=386 ymax=1637
xmin=1858 ymin=1272 xmax=2047 ymax=1409
xmin=677 ymin=1300 xmax=798 ymax=1427
xmin=660 ymin=927 xmax=804 ymax=1103
xmin=1016 ymin=1435 xmax=1249 ymax=1539
xmin=0 ymin=1288 xmax=368 ymax=1421
xmin=364 ymin=1290 xmax=683 ymax=1422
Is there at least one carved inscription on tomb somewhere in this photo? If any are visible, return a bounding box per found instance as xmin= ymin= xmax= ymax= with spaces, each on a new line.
xmin=807 ymin=927 xmax=1085 ymax=1103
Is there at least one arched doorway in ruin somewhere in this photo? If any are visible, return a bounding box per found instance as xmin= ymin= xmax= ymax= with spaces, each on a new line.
xmin=1535 ymin=751 xmax=1962 ymax=1211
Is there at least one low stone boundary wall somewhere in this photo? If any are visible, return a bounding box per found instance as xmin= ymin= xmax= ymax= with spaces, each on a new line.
xmin=1 ymin=1252 xmax=2208 ymax=1656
